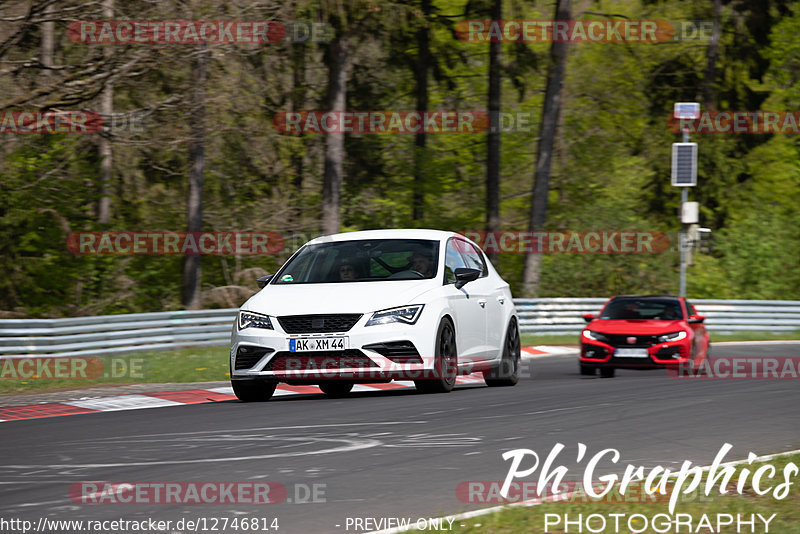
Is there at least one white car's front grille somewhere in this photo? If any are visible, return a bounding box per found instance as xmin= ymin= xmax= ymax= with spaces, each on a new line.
xmin=277 ymin=314 xmax=362 ymax=333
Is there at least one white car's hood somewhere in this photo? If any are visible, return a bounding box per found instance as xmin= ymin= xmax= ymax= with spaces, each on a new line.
xmin=243 ymin=280 xmax=437 ymax=316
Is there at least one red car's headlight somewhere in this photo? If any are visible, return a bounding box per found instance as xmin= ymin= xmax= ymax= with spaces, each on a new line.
xmin=582 ymin=330 xmax=609 ymax=343
xmin=657 ymin=331 xmax=687 ymax=343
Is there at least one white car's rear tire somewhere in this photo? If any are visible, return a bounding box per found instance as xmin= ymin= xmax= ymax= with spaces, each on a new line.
xmin=485 ymin=318 xmax=521 ymax=387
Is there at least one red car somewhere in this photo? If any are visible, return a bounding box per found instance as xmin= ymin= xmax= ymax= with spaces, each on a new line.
xmin=579 ymin=295 xmax=709 ymax=377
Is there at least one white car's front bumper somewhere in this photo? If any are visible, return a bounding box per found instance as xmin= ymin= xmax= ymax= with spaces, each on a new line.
xmin=230 ymin=314 xmax=442 ymax=383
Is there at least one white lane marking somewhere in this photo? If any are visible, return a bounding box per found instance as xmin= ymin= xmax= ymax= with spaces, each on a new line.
xmin=78 ymin=421 xmax=429 ymax=442
xmin=523 ymin=404 xmax=616 ymax=416
xmin=63 ymin=395 xmax=182 ymax=412
xmin=532 ymin=345 xmax=580 ymax=354
xmin=351 ymin=384 xmax=383 ymax=392
xmin=0 ymin=436 xmax=383 ymax=470
xmin=12 ymin=499 xmax=70 ymax=507
xmin=272 ymin=387 xmax=315 ymax=396
xmin=206 ymin=386 xmax=235 ymax=395
xmin=474 ymin=404 xmax=617 ymax=420
xmin=367 ymin=446 xmax=800 ymax=533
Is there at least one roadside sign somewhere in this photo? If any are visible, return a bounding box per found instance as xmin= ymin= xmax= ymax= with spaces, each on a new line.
xmin=674 ymin=102 xmax=700 ymax=119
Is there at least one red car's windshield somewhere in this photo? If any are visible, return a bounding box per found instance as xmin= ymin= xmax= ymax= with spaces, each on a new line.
xmin=600 ymin=298 xmax=684 ymax=320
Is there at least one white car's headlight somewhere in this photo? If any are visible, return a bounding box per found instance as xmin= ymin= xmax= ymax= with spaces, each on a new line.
xmin=658 ymin=331 xmax=687 ymax=343
xmin=238 ymin=311 xmax=273 ymax=330
xmin=366 ymin=305 xmax=424 ymax=326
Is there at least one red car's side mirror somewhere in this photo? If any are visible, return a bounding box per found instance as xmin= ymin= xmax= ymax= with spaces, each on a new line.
xmin=582 ymin=313 xmax=595 ymax=323
xmin=687 ymin=315 xmax=705 ymax=324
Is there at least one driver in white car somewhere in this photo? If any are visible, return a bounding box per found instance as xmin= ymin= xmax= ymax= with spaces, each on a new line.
xmin=409 ymin=250 xmax=434 ymax=277
xmin=338 ymin=260 xmax=358 ymax=281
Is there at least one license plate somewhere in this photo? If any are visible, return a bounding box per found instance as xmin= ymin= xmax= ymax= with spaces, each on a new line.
xmin=289 ymin=336 xmax=348 ymax=352
xmin=615 ymin=348 xmax=649 ymax=358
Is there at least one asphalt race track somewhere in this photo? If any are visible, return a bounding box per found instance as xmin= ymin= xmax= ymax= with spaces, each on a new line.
xmin=1 ymin=342 xmax=799 ymax=533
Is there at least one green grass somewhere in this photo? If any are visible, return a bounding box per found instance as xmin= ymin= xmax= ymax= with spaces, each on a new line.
xmin=521 ymin=334 xmax=582 ymax=346
xmin=0 ymin=346 xmax=229 ymax=395
xmin=455 ymin=453 xmax=800 ymax=533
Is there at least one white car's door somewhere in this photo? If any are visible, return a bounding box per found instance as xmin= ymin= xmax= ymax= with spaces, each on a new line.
xmin=458 ymin=240 xmax=507 ymax=359
xmin=443 ymin=238 xmax=489 ymax=364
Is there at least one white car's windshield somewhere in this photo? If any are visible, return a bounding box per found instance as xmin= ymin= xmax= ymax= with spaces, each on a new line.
xmin=272 ymin=239 xmax=440 ymax=284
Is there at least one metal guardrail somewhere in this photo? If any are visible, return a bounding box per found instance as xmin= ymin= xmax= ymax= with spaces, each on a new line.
xmin=0 ymin=309 xmax=238 ymax=358
xmin=1 ymin=299 xmax=798 ymax=358
xmin=515 ymin=298 xmax=800 ymax=335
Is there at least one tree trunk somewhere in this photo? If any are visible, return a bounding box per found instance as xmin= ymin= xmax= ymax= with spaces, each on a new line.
xmin=40 ymin=2 xmax=54 ymax=69
xmin=182 ymin=46 xmax=208 ymax=309
xmin=701 ymin=0 xmax=722 ymax=109
xmin=321 ymin=35 xmax=347 ymax=235
xmin=521 ymin=0 xmax=570 ymax=297
xmin=485 ymin=0 xmax=502 ymax=261
xmin=291 ymin=39 xmax=306 ymax=197
xmin=97 ymin=0 xmax=113 ymax=225
xmin=413 ymin=0 xmax=431 ymax=222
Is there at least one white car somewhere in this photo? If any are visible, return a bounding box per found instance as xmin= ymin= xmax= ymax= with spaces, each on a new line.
xmin=230 ymin=229 xmax=520 ymax=401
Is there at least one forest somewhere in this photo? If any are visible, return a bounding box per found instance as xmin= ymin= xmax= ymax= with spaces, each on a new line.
xmin=1 ymin=0 xmax=798 ymax=318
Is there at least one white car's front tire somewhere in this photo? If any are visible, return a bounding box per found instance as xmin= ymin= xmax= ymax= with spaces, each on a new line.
xmin=415 ymin=318 xmax=457 ymax=394
xmin=232 ymin=379 xmax=278 ymax=402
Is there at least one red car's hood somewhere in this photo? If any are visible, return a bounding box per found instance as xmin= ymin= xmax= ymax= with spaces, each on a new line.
xmin=587 ymin=319 xmax=686 ymax=334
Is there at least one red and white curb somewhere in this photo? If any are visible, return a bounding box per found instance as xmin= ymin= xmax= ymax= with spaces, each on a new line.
xmin=523 ymin=345 xmax=578 ymax=357
xmin=0 ymin=346 xmax=575 ymax=423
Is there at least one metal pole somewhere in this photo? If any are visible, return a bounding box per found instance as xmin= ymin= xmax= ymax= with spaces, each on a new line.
xmin=679 ymin=129 xmax=689 ymax=297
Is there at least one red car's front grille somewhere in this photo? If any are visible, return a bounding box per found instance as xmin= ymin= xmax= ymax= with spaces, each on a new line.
xmin=602 ymin=334 xmax=660 ymax=347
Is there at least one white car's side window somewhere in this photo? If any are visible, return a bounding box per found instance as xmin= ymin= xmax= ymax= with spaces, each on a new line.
xmin=444 ymin=239 xmax=468 ymax=284
xmin=460 ymin=241 xmax=488 ymax=277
